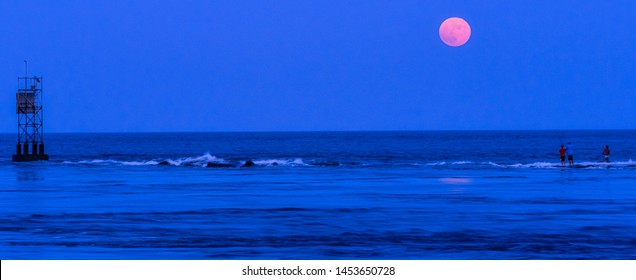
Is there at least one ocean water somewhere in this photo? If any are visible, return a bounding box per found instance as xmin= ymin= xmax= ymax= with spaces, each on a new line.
xmin=1 ymin=130 xmax=635 ymax=259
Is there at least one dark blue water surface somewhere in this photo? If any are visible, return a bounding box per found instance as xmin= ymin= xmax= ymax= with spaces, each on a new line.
xmin=1 ymin=131 xmax=635 ymax=259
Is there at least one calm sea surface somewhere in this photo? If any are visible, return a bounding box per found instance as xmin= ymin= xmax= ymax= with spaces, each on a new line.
xmin=1 ymin=131 xmax=635 ymax=259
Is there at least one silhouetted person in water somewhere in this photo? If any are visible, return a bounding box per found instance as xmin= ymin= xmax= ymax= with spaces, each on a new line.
xmin=566 ymin=142 xmax=574 ymax=166
xmin=602 ymin=145 xmax=611 ymax=162
xmin=559 ymin=145 xmax=566 ymax=167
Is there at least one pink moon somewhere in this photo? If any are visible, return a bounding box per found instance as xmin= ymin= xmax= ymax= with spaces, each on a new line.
xmin=439 ymin=17 xmax=471 ymax=47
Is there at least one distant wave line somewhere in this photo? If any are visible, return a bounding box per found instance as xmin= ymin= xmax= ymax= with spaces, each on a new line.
xmin=59 ymin=154 xmax=635 ymax=170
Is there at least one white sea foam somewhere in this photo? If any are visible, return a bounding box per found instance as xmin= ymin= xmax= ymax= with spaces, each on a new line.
xmin=422 ymin=160 xmax=636 ymax=170
xmin=162 ymin=153 xmax=225 ymax=167
xmin=61 ymin=157 xmax=636 ymax=169
xmin=253 ymin=158 xmax=308 ymax=166
xmin=61 ymin=159 xmax=121 ymax=165
xmin=121 ymin=160 xmax=160 ymax=166
xmin=451 ymin=161 xmax=473 ymax=165
xmin=482 ymin=161 xmax=506 ymax=167
xmin=61 ymin=153 xmax=315 ymax=168
xmin=506 ymin=162 xmax=558 ymax=168
xmin=62 ymin=153 xmax=226 ymax=167
xmin=490 ymin=160 xmax=635 ymax=169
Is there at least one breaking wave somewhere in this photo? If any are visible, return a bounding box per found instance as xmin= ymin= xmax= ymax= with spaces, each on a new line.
xmin=424 ymin=160 xmax=635 ymax=169
xmin=252 ymin=158 xmax=308 ymax=166
xmin=62 ymin=153 xmax=310 ymax=168
xmin=63 ymin=153 xmax=224 ymax=167
xmin=62 ymin=155 xmax=634 ymax=170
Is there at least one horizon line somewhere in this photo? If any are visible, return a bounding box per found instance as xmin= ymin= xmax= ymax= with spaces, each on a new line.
xmin=1 ymin=128 xmax=635 ymax=134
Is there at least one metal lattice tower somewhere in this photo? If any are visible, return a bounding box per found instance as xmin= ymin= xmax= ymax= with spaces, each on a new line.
xmin=13 ymin=62 xmax=49 ymax=161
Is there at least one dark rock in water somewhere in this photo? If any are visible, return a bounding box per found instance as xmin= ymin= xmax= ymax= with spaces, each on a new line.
xmin=158 ymin=161 xmax=171 ymax=166
xmin=272 ymin=162 xmax=278 ymax=166
xmin=241 ymin=160 xmax=255 ymax=167
xmin=206 ymin=162 xmax=234 ymax=168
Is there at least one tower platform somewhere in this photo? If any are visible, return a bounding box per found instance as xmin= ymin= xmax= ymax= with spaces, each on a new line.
xmin=13 ymin=154 xmax=49 ymax=162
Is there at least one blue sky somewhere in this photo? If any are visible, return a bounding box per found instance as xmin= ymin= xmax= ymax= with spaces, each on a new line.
xmin=1 ymin=0 xmax=635 ymax=132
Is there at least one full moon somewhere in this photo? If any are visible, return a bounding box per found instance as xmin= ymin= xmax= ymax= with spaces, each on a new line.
xmin=439 ymin=17 xmax=471 ymax=47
